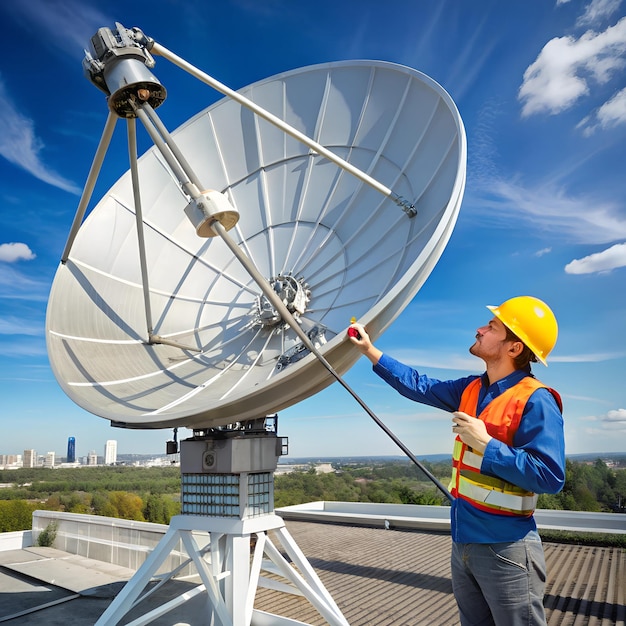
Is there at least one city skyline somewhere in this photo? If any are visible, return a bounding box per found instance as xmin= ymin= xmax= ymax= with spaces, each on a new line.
xmin=0 ymin=1 xmax=625 ymax=458
xmin=1 ymin=437 xmax=119 ymax=464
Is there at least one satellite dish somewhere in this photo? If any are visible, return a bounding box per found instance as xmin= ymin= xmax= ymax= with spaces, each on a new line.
xmin=46 ymin=59 xmax=466 ymax=431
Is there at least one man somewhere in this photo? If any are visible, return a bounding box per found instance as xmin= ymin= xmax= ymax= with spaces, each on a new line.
xmin=348 ymin=296 xmax=565 ymax=626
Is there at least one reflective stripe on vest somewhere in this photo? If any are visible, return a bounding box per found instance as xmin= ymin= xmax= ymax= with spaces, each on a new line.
xmin=449 ymin=376 xmax=561 ymax=516
xmin=455 ymin=473 xmax=538 ymax=515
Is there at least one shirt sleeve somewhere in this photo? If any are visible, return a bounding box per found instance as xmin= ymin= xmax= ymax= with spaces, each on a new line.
xmin=373 ymin=353 xmax=478 ymax=413
xmin=481 ymin=387 xmax=565 ymax=494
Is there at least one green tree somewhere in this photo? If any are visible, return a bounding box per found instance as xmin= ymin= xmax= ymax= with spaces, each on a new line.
xmin=107 ymin=492 xmax=145 ymax=521
xmin=143 ymin=494 xmax=172 ymax=524
xmin=0 ymin=500 xmax=36 ymax=532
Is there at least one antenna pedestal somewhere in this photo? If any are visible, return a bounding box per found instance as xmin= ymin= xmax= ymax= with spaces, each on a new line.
xmin=95 ymin=421 xmax=349 ymax=626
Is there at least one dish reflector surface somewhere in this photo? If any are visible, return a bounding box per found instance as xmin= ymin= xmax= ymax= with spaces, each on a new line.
xmin=46 ymin=60 xmax=466 ymax=429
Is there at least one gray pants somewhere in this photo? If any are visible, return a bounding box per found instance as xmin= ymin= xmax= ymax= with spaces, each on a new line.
xmin=451 ymin=530 xmax=547 ymax=626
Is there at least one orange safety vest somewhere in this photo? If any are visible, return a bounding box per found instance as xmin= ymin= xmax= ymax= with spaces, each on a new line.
xmin=449 ymin=376 xmax=562 ymax=516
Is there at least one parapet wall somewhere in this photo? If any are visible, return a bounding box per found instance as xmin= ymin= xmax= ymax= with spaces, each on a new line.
xmin=31 ymin=510 xmax=207 ymax=576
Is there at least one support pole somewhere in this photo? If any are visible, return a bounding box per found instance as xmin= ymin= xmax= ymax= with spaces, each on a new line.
xmin=61 ymin=112 xmax=117 ymax=262
xmin=127 ymin=118 xmax=155 ymax=339
xmin=151 ymin=42 xmax=415 ymax=216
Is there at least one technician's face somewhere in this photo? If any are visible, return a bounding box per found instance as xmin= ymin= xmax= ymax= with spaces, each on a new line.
xmin=469 ymin=317 xmax=509 ymax=361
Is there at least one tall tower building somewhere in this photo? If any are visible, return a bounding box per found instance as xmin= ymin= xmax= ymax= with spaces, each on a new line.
xmin=104 ymin=440 xmax=117 ymax=465
xmin=67 ymin=437 xmax=76 ymax=463
xmin=23 ymin=449 xmax=37 ymax=468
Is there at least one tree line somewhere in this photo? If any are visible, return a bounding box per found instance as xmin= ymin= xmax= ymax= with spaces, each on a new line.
xmin=0 ymin=457 xmax=623 ymax=534
xmin=0 ymin=466 xmax=180 ymax=532
xmin=274 ymin=457 xmax=626 ymax=512
xmin=0 ymin=466 xmax=180 ymax=499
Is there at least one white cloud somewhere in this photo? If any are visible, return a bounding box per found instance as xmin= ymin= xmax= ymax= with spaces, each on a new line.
xmin=551 ymin=351 xmax=626 ymax=362
xmin=0 ymin=263 xmax=49 ymax=301
xmin=605 ymin=408 xmax=626 ymax=422
xmin=6 ymin=0 xmax=109 ymax=58
xmin=563 ymin=392 xmax=614 ymax=403
xmin=584 ymin=408 xmax=626 ymax=431
xmin=0 ymin=317 xmax=41 ymax=336
xmin=534 ymin=247 xmax=552 ymax=257
xmin=519 ymin=17 xmax=626 ymax=118
xmin=470 ymin=178 xmax=626 ymax=245
xmin=564 ymin=242 xmax=626 ymax=273
xmin=468 ymin=99 xmax=505 ymax=183
xmin=578 ymin=85 xmax=626 ymax=134
xmin=0 ymin=77 xmax=81 ymax=194
xmin=577 ymin=0 xmax=624 ymax=26
xmin=0 ymin=242 xmax=36 ymax=263
xmin=597 ymin=85 xmax=626 ymax=126
xmin=0 ymin=337 xmax=47 ymax=358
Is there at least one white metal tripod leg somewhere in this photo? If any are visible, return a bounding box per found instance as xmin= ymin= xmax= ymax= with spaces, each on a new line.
xmin=61 ymin=111 xmax=117 ymax=262
xmin=246 ymin=533 xmax=267 ymax=625
xmin=123 ymin=584 xmax=208 ymax=626
xmin=94 ymin=525 xmax=183 ymax=626
xmin=262 ymin=532 xmax=349 ymax=626
xmin=180 ymin=530 xmax=233 ymax=626
xmin=275 ymin=526 xmax=347 ymax=620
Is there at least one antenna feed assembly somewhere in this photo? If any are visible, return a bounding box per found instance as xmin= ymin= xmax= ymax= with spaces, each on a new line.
xmin=83 ymin=23 xmax=166 ymax=117
xmin=185 ymin=189 xmax=240 ymax=238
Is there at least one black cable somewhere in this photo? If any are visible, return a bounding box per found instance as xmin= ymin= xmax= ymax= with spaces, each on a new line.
xmin=315 ymin=361 xmax=454 ymax=503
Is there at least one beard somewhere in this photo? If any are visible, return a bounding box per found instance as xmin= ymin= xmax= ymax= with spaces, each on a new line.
xmin=468 ymin=335 xmax=481 ymax=357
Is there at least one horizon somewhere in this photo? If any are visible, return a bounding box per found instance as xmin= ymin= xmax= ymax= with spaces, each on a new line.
xmin=3 ymin=448 xmax=624 ymax=464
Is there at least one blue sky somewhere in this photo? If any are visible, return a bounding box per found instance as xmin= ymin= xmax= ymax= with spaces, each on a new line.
xmin=0 ymin=0 xmax=625 ymax=461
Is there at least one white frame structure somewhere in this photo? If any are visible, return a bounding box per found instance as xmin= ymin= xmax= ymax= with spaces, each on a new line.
xmin=95 ymin=513 xmax=349 ymax=626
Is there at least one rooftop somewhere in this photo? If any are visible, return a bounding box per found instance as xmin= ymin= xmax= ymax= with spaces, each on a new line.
xmin=0 ymin=507 xmax=623 ymax=625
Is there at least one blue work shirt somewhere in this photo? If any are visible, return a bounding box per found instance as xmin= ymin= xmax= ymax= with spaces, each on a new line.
xmin=373 ymin=353 xmax=565 ymax=543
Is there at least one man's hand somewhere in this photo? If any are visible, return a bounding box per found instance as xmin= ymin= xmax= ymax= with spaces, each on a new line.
xmin=452 ymin=411 xmax=493 ymax=454
xmin=347 ymin=323 xmax=382 ymax=365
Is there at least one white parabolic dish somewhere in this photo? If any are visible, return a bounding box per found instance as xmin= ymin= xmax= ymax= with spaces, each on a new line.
xmin=46 ymin=60 xmax=466 ymax=430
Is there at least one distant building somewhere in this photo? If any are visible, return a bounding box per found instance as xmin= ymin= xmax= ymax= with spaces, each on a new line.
xmin=67 ymin=437 xmax=76 ymax=463
xmin=275 ymin=463 xmax=311 ymax=475
xmin=88 ymin=451 xmax=98 ymax=466
xmin=0 ymin=454 xmax=21 ymax=469
xmin=23 ymin=449 xmax=37 ymax=468
xmin=44 ymin=452 xmax=55 ymax=469
xmin=314 ymin=463 xmax=335 ymax=474
xmin=104 ymin=440 xmax=117 ymax=465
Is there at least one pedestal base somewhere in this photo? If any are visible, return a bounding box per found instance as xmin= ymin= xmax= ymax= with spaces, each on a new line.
xmin=94 ymin=513 xmax=349 ymax=626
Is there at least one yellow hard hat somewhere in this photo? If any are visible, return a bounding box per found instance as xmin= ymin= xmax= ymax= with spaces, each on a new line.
xmin=487 ymin=296 xmax=558 ymax=366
